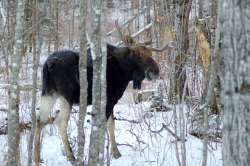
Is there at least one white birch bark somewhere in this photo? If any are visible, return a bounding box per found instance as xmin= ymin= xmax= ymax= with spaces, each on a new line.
xmin=7 ymin=0 xmax=24 ymax=165
xmin=219 ymin=1 xmax=250 ymax=166
xmin=88 ymin=0 xmax=106 ymax=165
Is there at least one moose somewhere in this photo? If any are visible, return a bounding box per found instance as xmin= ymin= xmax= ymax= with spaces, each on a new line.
xmin=34 ymin=36 xmax=170 ymax=164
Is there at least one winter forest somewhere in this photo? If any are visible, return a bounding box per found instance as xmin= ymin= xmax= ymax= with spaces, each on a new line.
xmin=0 ymin=0 xmax=250 ymax=165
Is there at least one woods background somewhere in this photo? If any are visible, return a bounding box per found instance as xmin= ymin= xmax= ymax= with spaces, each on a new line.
xmin=0 ymin=0 xmax=249 ymax=166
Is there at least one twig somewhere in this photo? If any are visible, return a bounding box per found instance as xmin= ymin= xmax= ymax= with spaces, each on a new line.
xmin=117 ymin=143 xmax=135 ymax=149
xmin=148 ymin=122 xmax=182 ymax=141
xmin=0 ymin=108 xmax=8 ymax=112
xmin=0 ymin=83 xmax=42 ymax=91
xmin=114 ymin=117 xmax=140 ymax=124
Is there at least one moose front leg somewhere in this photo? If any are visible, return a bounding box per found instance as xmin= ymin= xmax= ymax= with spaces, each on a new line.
xmin=107 ymin=114 xmax=121 ymax=159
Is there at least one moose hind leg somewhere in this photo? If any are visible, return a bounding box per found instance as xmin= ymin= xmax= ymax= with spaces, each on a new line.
xmin=56 ymin=97 xmax=75 ymax=162
xmin=37 ymin=94 xmax=57 ymax=123
xmin=107 ymin=115 xmax=121 ymax=159
xmin=34 ymin=94 xmax=57 ymax=165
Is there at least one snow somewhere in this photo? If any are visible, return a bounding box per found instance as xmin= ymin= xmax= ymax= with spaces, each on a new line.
xmin=0 ymin=91 xmax=222 ymax=165
xmin=0 ymin=1 xmax=223 ymax=164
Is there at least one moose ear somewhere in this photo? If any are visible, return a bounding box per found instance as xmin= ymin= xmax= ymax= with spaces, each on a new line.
xmin=132 ymin=69 xmax=145 ymax=89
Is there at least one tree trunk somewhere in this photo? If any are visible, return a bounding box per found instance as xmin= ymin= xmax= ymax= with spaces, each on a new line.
xmin=77 ymin=0 xmax=88 ymax=165
xmin=70 ymin=0 xmax=76 ymax=48
xmin=219 ymin=1 xmax=250 ymax=166
xmin=27 ymin=0 xmax=43 ymax=165
xmin=173 ymin=0 xmax=192 ymax=99
xmin=88 ymin=0 xmax=106 ymax=165
xmin=54 ymin=0 xmax=59 ymax=51
xmin=7 ymin=0 xmax=24 ymax=165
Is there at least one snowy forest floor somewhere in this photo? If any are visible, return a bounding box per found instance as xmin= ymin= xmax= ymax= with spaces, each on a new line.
xmin=0 ymin=89 xmax=222 ymax=166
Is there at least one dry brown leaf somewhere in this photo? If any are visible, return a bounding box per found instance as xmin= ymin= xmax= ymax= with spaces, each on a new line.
xmin=175 ymin=53 xmax=187 ymax=65
xmin=164 ymin=26 xmax=175 ymax=42
xmin=156 ymin=16 xmax=165 ymax=23
xmin=196 ymin=27 xmax=210 ymax=72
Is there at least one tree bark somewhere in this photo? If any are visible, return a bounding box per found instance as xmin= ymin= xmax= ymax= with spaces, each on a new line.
xmin=27 ymin=0 xmax=43 ymax=165
xmin=77 ymin=0 xmax=88 ymax=165
xmin=88 ymin=0 xmax=106 ymax=165
xmin=53 ymin=0 xmax=59 ymax=51
xmin=220 ymin=1 xmax=250 ymax=166
xmin=173 ymin=0 xmax=192 ymax=99
xmin=7 ymin=0 xmax=24 ymax=165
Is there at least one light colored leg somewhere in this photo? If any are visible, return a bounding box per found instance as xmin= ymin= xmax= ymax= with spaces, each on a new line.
xmin=56 ymin=97 xmax=75 ymax=162
xmin=107 ymin=115 xmax=121 ymax=159
xmin=34 ymin=94 xmax=57 ymax=166
xmin=37 ymin=95 xmax=57 ymax=123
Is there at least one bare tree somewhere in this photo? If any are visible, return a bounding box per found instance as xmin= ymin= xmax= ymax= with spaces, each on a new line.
xmin=7 ymin=0 xmax=24 ymax=165
xmin=27 ymin=0 xmax=44 ymax=165
xmin=173 ymin=1 xmax=192 ymax=166
xmin=174 ymin=0 xmax=192 ymax=98
xmin=77 ymin=0 xmax=88 ymax=165
xmin=88 ymin=0 xmax=107 ymax=165
xmin=219 ymin=0 xmax=250 ymax=166
xmin=27 ymin=0 xmax=38 ymax=164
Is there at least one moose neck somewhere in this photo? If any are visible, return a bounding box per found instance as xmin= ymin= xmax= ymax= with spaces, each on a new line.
xmin=112 ymin=53 xmax=145 ymax=89
xmin=108 ymin=55 xmax=136 ymax=81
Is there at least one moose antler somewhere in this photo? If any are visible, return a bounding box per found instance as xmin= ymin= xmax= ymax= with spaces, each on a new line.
xmin=115 ymin=20 xmax=174 ymax=52
xmin=146 ymin=41 xmax=175 ymax=52
xmin=138 ymin=38 xmax=152 ymax=46
xmin=115 ymin=20 xmax=132 ymax=46
xmin=115 ymin=20 xmax=151 ymax=46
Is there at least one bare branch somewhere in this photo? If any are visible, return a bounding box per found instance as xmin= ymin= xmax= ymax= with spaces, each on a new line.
xmin=106 ymin=8 xmax=147 ymax=36
xmin=0 ymin=108 xmax=8 ymax=112
xmin=0 ymin=117 xmax=56 ymax=135
xmin=114 ymin=117 xmax=140 ymax=124
xmin=0 ymin=83 xmax=42 ymax=91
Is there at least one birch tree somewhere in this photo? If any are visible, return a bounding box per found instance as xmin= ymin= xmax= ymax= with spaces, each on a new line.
xmin=27 ymin=0 xmax=44 ymax=165
xmin=219 ymin=0 xmax=250 ymax=166
xmin=77 ymin=0 xmax=88 ymax=165
xmin=7 ymin=0 xmax=24 ymax=165
xmin=88 ymin=0 xmax=107 ymax=165
xmin=27 ymin=0 xmax=38 ymax=164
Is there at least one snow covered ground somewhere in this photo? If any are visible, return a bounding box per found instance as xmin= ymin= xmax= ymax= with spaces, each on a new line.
xmin=0 ymin=91 xmax=222 ymax=166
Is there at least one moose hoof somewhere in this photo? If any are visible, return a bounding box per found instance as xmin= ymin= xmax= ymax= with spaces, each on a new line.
xmin=113 ymin=151 xmax=122 ymax=159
